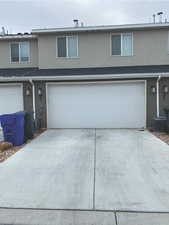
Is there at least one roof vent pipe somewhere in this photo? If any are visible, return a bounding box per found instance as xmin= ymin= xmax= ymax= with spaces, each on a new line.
xmin=29 ymin=79 xmax=36 ymax=120
xmin=1 ymin=27 xmax=5 ymax=35
xmin=153 ymin=14 xmax=156 ymax=23
xmin=73 ymin=19 xmax=79 ymax=27
xmin=157 ymin=12 xmax=163 ymax=23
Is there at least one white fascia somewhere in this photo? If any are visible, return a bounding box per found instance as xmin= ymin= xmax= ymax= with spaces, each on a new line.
xmin=0 ymin=73 xmax=169 ymax=81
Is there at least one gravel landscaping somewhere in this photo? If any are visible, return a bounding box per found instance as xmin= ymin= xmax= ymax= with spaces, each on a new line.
xmin=150 ymin=130 xmax=169 ymax=145
xmin=0 ymin=129 xmax=45 ymax=163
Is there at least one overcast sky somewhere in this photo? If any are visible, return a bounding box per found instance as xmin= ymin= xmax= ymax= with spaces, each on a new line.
xmin=0 ymin=0 xmax=169 ymax=33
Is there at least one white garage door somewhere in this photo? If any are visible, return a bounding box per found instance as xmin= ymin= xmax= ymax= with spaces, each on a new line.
xmin=0 ymin=84 xmax=23 ymax=116
xmin=47 ymin=82 xmax=146 ymax=128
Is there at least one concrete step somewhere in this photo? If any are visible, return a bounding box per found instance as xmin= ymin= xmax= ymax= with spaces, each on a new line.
xmin=1 ymin=208 xmax=169 ymax=225
xmin=0 ymin=209 xmax=116 ymax=225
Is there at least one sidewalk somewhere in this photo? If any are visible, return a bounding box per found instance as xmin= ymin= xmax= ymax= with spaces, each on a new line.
xmin=0 ymin=208 xmax=169 ymax=225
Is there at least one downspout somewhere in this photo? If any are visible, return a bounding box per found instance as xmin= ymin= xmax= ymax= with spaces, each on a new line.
xmin=29 ymin=79 xmax=36 ymax=120
xmin=156 ymin=75 xmax=161 ymax=117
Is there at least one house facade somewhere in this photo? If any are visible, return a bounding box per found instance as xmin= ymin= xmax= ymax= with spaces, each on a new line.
xmin=0 ymin=23 xmax=169 ymax=129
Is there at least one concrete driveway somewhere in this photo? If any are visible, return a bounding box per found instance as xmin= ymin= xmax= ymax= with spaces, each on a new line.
xmin=1 ymin=129 xmax=169 ymax=212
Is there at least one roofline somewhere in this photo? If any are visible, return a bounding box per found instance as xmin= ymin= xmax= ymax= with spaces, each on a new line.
xmin=32 ymin=23 xmax=169 ymax=34
xmin=0 ymin=72 xmax=169 ymax=81
xmin=0 ymin=34 xmax=37 ymax=40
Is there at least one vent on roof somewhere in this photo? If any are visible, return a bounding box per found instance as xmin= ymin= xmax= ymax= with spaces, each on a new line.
xmin=152 ymin=12 xmax=168 ymax=24
xmin=152 ymin=14 xmax=156 ymax=23
xmin=157 ymin=12 xmax=163 ymax=23
xmin=73 ymin=19 xmax=79 ymax=27
xmin=1 ymin=27 xmax=6 ymax=36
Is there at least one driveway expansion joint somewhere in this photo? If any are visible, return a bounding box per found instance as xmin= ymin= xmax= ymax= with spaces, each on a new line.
xmin=115 ymin=211 xmax=118 ymax=225
xmin=93 ymin=128 xmax=97 ymax=210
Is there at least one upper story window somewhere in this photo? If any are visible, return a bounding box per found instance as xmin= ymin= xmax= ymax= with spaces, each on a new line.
xmin=111 ymin=33 xmax=133 ymax=56
xmin=57 ymin=36 xmax=78 ymax=58
xmin=10 ymin=42 xmax=30 ymax=63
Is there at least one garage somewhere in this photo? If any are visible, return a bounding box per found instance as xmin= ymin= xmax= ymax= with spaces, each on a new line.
xmin=47 ymin=81 xmax=146 ymax=128
xmin=0 ymin=84 xmax=23 ymax=116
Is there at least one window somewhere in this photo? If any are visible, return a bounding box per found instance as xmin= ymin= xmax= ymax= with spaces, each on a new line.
xmin=112 ymin=35 xmax=121 ymax=55
xmin=112 ymin=33 xmax=133 ymax=56
xmin=10 ymin=42 xmax=29 ymax=63
xmin=57 ymin=37 xmax=66 ymax=57
xmin=57 ymin=36 xmax=78 ymax=58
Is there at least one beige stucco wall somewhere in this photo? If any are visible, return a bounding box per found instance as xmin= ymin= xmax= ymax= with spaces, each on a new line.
xmin=38 ymin=29 xmax=169 ymax=69
xmin=0 ymin=39 xmax=38 ymax=68
xmin=1 ymin=29 xmax=169 ymax=69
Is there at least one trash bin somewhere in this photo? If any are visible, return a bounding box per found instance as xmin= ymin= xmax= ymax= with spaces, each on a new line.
xmin=153 ymin=116 xmax=167 ymax=132
xmin=25 ymin=112 xmax=35 ymax=141
xmin=15 ymin=111 xmax=34 ymax=142
xmin=0 ymin=112 xmax=25 ymax=146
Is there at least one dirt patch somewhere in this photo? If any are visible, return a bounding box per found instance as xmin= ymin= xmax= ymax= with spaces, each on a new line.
xmin=0 ymin=129 xmax=45 ymax=163
xmin=150 ymin=130 xmax=169 ymax=145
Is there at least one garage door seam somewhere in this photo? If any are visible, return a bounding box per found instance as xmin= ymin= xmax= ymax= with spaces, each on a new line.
xmin=93 ymin=128 xmax=96 ymax=210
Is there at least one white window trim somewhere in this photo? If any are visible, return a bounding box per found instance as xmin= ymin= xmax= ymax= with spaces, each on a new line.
xmin=56 ymin=35 xmax=79 ymax=59
xmin=10 ymin=41 xmax=30 ymax=64
xmin=110 ymin=32 xmax=133 ymax=57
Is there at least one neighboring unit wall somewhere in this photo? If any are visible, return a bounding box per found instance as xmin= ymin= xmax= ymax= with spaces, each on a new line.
xmin=159 ymin=77 xmax=169 ymax=116
xmin=34 ymin=81 xmax=47 ymax=129
xmin=23 ymin=82 xmax=33 ymax=113
xmin=146 ymin=78 xmax=157 ymax=128
xmin=38 ymin=29 xmax=169 ymax=69
xmin=146 ymin=77 xmax=169 ymax=127
xmin=0 ymin=39 xmax=38 ymax=68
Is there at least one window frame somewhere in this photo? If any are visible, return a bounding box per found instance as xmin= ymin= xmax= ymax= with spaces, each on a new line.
xmin=10 ymin=41 xmax=30 ymax=64
xmin=111 ymin=32 xmax=133 ymax=57
xmin=56 ymin=35 xmax=79 ymax=58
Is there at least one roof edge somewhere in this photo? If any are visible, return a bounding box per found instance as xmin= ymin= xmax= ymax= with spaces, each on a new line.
xmin=32 ymin=23 xmax=169 ymax=34
xmin=0 ymin=72 xmax=169 ymax=81
xmin=0 ymin=34 xmax=37 ymax=40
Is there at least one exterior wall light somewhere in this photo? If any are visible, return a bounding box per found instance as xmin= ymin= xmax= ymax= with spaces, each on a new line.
xmin=38 ymin=88 xmax=42 ymax=96
xmin=151 ymin=86 xmax=156 ymax=94
xmin=163 ymin=85 xmax=168 ymax=94
xmin=26 ymin=87 xmax=31 ymax=96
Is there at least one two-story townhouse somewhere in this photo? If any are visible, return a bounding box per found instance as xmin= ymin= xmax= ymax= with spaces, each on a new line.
xmin=0 ymin=22 xmax=169 ymax=129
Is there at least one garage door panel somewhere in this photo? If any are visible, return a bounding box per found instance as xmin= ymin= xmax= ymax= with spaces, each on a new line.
xmin=0 ymin=84 xmax=23 ymax=115
xmin=47 ymin=82 xmax=145 ymax=128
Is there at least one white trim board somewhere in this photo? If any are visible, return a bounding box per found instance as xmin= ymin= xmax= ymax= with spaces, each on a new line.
xmin=0 ymin=72 xmax=169 ymax=82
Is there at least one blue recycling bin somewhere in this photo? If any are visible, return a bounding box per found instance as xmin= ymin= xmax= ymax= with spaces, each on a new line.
xmin=0 ymin=112 xmax=25 ymax=146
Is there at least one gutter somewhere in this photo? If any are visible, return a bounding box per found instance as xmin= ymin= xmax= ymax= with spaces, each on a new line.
xmin=156 ymin=75 xmax=161 ymax=117
xmin=0 ymin=72 xmax=169 ymax=81
xmin=29 ymin=79 xmax=36 ymax=120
